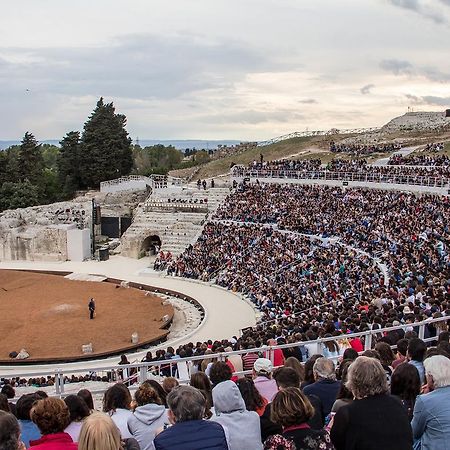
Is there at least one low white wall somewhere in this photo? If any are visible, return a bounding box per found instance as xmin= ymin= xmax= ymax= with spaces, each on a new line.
xmin=232 ymin=176 xmax=449 ymax=195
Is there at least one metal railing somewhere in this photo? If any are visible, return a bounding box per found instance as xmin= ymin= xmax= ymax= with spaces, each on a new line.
xmin=3 ymin=315 xmax=448 ymax=398
xmin=231 ymin=167 xmax=450 ymax=188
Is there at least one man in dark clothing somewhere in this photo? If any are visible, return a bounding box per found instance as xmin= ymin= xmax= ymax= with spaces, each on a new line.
xmin=303 ymin=357 xmax=340 ymax=418
xmin=154 ymin=385 xmax=228 ymax=450
xmin=88 ymin=298 xmax=95 ymax=319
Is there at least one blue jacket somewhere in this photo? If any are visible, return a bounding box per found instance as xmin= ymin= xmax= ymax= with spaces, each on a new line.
xmin=411 ymin=385 xmax=450 ymax=450
xmin=154 ymin=420 xmax=228 ymax=450
xmin=303 ymin=379 xmax=341 ymax=418
xmin=19 ymin=420 xmax=41 ymax=449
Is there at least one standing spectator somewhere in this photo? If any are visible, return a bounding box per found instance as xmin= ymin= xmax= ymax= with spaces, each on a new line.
xmin=303 ymin=358 xmax=341 ymax=418
xmin=411 ymin=355 xmax=450 ymax=450
xmin=390 ymin=362 xmax=421 ymax=420
xmin=0 ymin=410 xmax=25 ymax=450
xmin=103 ymin=384 xmax=133 ymax=439
xmin=330 ymin=356 xmax=412 ymax=450
xmin=63 ymin=395 xmax=90 ymax=442
xmin=211 ymin=380 xmax=262 ymax=450
xmin=29 ymin=398 xmax=77 ymax=449
xmin=154 ymin=386 xmax=228 ymax=450
xmin=269 ymin=388 xmax=333 ymax=449
xmin=16 ymin=394 xmax=41 ymax=449
xmin=408 ymin=338 xmax=427 ymax=384
xmin=253 ymin=359 xmax=278 ymax=402
xmin=127 ymin=383 xmax=168 ymax=450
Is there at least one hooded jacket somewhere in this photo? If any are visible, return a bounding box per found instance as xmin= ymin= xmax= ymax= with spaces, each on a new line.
xmin=211 ymin=380 xmax=262 ymax=450
xmin=127 ymin=403 xmax=169 ymax=450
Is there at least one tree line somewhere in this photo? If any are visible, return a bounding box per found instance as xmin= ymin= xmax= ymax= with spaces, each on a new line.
xmin=0 ymin=98 xmax=210 ymax=212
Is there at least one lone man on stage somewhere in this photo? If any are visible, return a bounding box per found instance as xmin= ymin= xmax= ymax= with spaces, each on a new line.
xmin=88 ymin=298 xmax=96 ymax=319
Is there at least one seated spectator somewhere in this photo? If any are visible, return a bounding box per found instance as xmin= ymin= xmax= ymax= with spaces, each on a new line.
xmin=392 ymin=338 xmax=409 ymax=369
xmin=390 ymin=362 xmax=421 ymax=420
xmin=0 ymin=410 xmax=25 ymax=450
xmin=78 ymin=412 xmax=138 ymax=450
xmin=211 ymin=380 xmax=262 ymax=450
xmin=330 ymin=356 xmax=412 ymax=450
xmin=154 ymin=386 xmax=228 ymax=450
xmin=162 ymin=377 xmax=179 ymax=396
xmin=283 ymin=357 xmax=305 ymax=383
xmin=0 ymin=393 xmax=10 ymax=412
xmin=1 ymin=384 xmax=16 ymax=416
xmin=253 ymin=358 xmax=278 ymax=402
xmin=331 ymin=359 xmax=353 ymax=415
xmin=127 ymin=383 xmax=168 ymax=450
xmin=189 ymin=372 xmax=213 ymax=411
xmin=103 ymin=384 xmax=133 ymax=439
xmin=76 ymin=390 xmax=94 ymax=412
xmin=29 ymin=398 xmax=77 ymax=449
xmin=411 ymin=355 xmax=450 ymax=450
xmin=303 ymin=357 xmax=341 ymax=418
xmin=16 ymin=393 xmax=41 ymax=448
xmin=408 ymin=338 xmax=427 ymax=384
xmin=145 ymin=380 xmax=168 ymax=408
xmin=269 ymin=387 xmax=333 ymax=449
xmin=300 ymin=354 xmax=324 ymax=389
xmin=63 ymin=395 xmax=90 ymax=442
xmin=209 ymin=361 xmax=233 ymax=387
xmin=236 ymin=378 xmax=268 ymax=416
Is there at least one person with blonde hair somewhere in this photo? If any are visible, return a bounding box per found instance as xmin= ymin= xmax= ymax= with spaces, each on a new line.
xmin=78 ymin=412 xmax=121 ymax=450
xmin=330 ymin=356 xmax=412 ymax=450
xmin=411 ymin=355 xmax=450 ymax=450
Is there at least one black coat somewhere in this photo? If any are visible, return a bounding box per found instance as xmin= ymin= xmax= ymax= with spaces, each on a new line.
xmin=330 ymin=394 xmax=413 ymax=450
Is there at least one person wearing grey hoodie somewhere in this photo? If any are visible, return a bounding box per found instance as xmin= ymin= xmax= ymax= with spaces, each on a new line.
xmin=127 ymin=383 xmax=169 ymax=450
xmin=211 ymin=380 xmax=263 ymax=450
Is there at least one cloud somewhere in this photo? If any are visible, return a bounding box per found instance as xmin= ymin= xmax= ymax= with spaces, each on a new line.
xmin=0 ymin=33 xmax=293 ymax=102
xmin=387 ymin=0 xmax=447 ymax=24
xmin=404 ymin=93 xmax=450 ymax=106
xmin=380 ymin=59 xmax=414 ymax=76
xmin=298 ymin=98 xmax=317 ymax=104
xmin=202 ymin=109 xmax=305 ymax=125
xmin=380 ymin=59 xmax=450 ymax=82
xmin=360 ymin=84 xmax=375 ymax=95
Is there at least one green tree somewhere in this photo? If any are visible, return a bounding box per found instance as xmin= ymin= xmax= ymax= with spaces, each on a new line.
xmin=57 ymin=131 xmax=81 ymax=196
xmin=134 ymin=144 xmax=183 ymax=175
xmin=41 ymin=144 xmax=60 ymax=171
xmin=79 ymin=98 xmax=133 ymax=188
xmin=0 ymin=181 xmax=40 ymax=211
xmin=17 ymin=132 xmax=44 ymax=183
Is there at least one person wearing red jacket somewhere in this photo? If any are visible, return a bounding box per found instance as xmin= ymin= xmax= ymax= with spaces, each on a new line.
xmin=30 ymin=398 xmax=77 ymax=450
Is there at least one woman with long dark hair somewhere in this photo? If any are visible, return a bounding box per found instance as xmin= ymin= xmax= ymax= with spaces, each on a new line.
xmin=390 ymin=362 xmax=421 ymax=420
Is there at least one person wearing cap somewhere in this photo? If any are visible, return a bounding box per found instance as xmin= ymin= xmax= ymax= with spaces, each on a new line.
xmin=253 ymin=358 xmax=278 ymax=402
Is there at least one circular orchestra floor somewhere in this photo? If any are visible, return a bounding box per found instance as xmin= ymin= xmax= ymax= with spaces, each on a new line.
xmin=0 ymin=270 xmax=173 ymax=362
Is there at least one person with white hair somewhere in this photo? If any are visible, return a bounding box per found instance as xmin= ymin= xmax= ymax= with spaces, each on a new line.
xmin=303 ymin=357 xmax=340 ymax=418
xmin=411 ymin=355 xmax=450 ymax=450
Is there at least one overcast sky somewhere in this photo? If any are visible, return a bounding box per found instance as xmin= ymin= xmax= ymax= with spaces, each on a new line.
xmin=1 ymin=0 xmax=450 ymax=141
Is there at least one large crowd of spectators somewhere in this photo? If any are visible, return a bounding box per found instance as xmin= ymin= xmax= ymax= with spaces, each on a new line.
xmin=388 ymin=154 xmax=450 ymax=167
xmin=233 ymin=158 xmax=450 ymax=181
xmin=329 ymin=142 xmax=402 ymax=156
xmin=1 ymin=332 xmax=450 ymax=449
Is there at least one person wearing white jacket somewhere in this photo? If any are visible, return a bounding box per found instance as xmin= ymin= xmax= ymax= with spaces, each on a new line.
xmin=211 ymin=380 xmax=263 ymax=450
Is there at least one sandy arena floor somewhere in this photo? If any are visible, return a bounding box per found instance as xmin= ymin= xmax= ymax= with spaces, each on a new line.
xmin=0 ymin=270 xmax=173 ymax=361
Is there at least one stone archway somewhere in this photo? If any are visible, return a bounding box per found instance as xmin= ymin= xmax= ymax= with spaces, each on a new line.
xmin=140 ymin=235 xmax=162 ymax=258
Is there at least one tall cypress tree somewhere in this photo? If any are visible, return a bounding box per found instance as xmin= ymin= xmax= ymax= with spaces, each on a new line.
xmin=79 ymin=98 xmax=133 ymax=188
xmin=57 ymin=131 xmax=81 ymax=195
xmin=17 ymin=132 xmax=44 ymax=183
